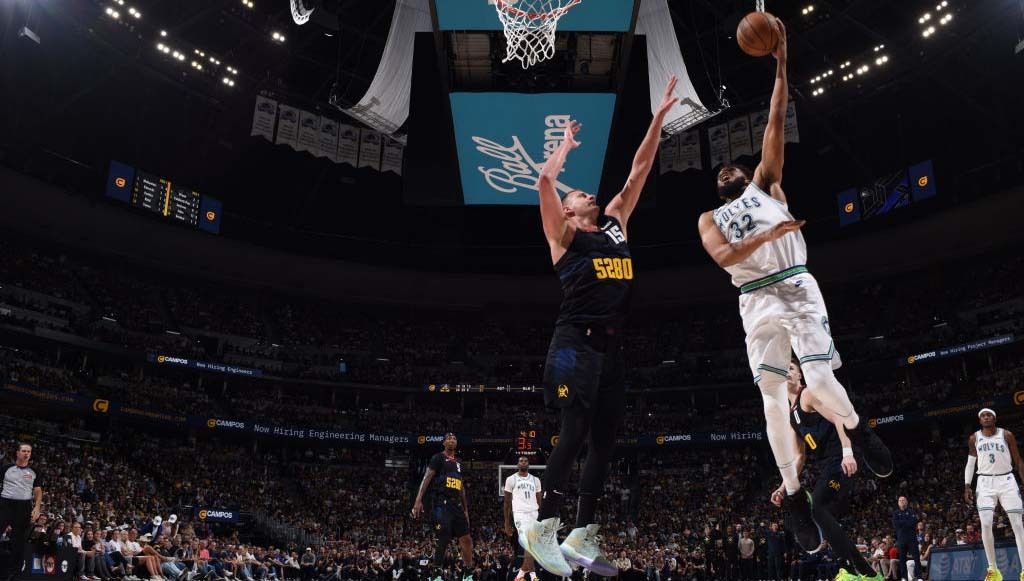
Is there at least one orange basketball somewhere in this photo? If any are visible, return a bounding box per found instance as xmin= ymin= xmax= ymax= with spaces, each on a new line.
xmin=737 ymin=11 xmax=779 ymax=57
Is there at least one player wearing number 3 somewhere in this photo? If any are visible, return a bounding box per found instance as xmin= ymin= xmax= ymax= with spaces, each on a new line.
xmin=965 ymin=408 xmax=1024 ymax=581
xmin=697 ymin=18 xmax=893 ymax=555
xmin=520 ymin=77 xmax=680 ymax=577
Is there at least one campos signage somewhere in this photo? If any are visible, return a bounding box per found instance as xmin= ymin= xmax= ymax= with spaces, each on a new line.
xmin=196 ymin=508 xmax=239 ymax=523
xmin=149 ymin=353 xmax=263 ymax=377
xmin=450 ymin=92 xmax=616 ymax=205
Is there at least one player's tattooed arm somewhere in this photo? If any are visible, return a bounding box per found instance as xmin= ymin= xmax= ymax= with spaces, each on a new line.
xmin=753 ymin=18 xmax=788 ymax=204
xmin=698 ymin=211 xmax=804 ymax=268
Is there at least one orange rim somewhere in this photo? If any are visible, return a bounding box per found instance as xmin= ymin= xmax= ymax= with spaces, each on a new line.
xmin=494 ymin=0 xmax=581 ymax=20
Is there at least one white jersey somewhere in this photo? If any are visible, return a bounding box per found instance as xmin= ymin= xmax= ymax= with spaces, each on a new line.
xmin=712 ymin=182 xmax=808 ymax=288
xmin=976 ymin=429 xmax=1014 ymax=476
xmin=504 ymin=472 xmax=541 ymax=514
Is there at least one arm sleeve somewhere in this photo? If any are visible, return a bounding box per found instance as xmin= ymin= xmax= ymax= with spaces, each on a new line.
xmin=965 ymin=455 xmax=978 ymax=485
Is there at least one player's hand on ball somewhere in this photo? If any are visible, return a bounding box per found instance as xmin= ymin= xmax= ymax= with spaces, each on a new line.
xmin=772 ymin=18 xmax=787 ymax=61
xmin=411 ymin=501 xmax=423 ymax=518
xmin=656 ymin=76 xmax=679 ymax=117
xmin=841 ymin=456 xmax=858 ymax=477
xmin=766 ymin=220 xmax=805 ymax=241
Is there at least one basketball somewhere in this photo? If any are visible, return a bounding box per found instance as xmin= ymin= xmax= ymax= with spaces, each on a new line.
xmin=737 ymin=11 xmax=779 ymax=57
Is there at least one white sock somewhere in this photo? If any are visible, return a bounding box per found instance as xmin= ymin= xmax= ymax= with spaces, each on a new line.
xmin=801 ymin=361 xmax=860 ymax=430
xmin=757 ymin=373 xmax=801 ymax=494
xmin=1009 ymin=512 xmax=1024 ymax=570
xmin=980 ymin=509 xmax=997 ymax=568
xmin=906 ymin=560 xmax=915 ymax=580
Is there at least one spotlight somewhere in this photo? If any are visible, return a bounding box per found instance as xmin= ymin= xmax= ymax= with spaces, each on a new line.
xmin=132 ymin=9 xmax=141 ymax=18
xmin=940 ymin=13 xmax=952 ymax=24
xmin=160 ymin=30 xmax=167 ymax=37
xmin=177 ymin=53 xmax=185 ymax=61
xmin=157 ymin=42 xmax=165 ymax=51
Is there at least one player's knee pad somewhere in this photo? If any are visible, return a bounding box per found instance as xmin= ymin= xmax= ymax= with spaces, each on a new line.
xmin=979 ymin=509 xmax=995 ymax=528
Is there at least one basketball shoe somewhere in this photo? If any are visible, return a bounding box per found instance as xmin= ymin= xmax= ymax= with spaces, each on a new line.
xmin=560 ymin=524 xmax=617 ymax=576
xmin=520 ymin=517 xmax=573 ymax=577
xmin=782 ymin=488 xmax=823 ymax=553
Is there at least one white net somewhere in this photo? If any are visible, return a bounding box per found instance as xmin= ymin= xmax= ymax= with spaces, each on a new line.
xmin=493 ymin=0 xmax=582 ymax=68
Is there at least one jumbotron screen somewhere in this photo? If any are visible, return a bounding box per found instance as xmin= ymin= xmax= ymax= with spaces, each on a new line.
xmin=105 ymin=160 xmax=222 ymax=234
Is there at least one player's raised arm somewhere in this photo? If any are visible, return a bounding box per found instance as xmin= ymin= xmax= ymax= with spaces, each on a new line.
xmin=536 ymin=121 xmax=580 ymax=258
xmin=965 ymin=433 xmax=977 ymax=503
xmin=698 ymin=211 xmax=804 ymax=268
xmin=752 ymin=18 xmax=788 ymax=203
xmin=606 ymin=76 xmax=679 ymax=228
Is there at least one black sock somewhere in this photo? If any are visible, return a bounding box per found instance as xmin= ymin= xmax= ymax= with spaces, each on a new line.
xmin=814 ymin=507 xmax=874 ymax=576
xmin=575 ymin=492 xmax=597 ymax=528
xmin=538 ymin=489 xmax=565 ymax=521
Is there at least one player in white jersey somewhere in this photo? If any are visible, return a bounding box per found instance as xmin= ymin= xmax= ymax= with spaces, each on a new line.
xmin=965 ymin=408 xmax=1024 ymax=581
xmin=696 ymin=17 xmax=891 ymax=554
xmin=504 ymin=457 xmax=542 ymax=581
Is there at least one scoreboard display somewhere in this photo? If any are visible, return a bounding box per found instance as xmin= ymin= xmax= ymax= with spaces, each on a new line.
xmin=515 ymin=430 xmax=538 ymax=455
xmin=106 ymin=160 xmax=222 ymax=234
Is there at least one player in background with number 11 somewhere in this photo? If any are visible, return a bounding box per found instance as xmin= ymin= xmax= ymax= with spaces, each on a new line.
xmin=520 ymin=76 xmax=680 ymax=577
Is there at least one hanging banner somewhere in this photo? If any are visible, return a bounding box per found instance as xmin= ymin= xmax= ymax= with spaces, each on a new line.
xmin=358 ymin=130 xmax=382 ymax=170
xmin=337 ymin=124 xmax=360 ymax=167
xmin=318 ymin=117 xmax=340 ymax=161
xmin=749 ymin=109 xmax=769 ymax=154
xmin=728 ymin=116 xmax=753 ymax=159
xmin=296 ymin=110 xmax=320 ymax=154
xmin=658 ymin=135 xmax=680 ymax=174
xmin=250 ymin=95 xmax=278 ymax=142
xmin=784 ymin=101 xmax=800 ymax=143
xmin=708 ymin=122 xmax=730 ymax=168
xmin=678 ymin=130 xmax=703 ymax=171
xmin=275 ymin=105 xmax=300 ymax=149
xmin=381 ymin=138 xmax=404 ymax=175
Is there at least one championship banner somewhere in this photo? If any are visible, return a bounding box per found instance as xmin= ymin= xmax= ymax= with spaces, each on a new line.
xmin=337 ymin=124 xmax=360 ymax=167
xmin=783 ymin=101 xmax=800 ymax=143
xmin=250 ymin=95 xmax=277 ymax=142
xmin=275 ymin=105 xmax=299 ymax=149
xmin=381 ymin=138 xmax=404 ymax=175
xmin=317 ymin=117 xmax=340 ymax=160
xmin=296 ymin=110 xmax=320 ymax=154
xmin=749 ymin=109 xmax=768 ymax=154
xmin=658 ymin=134 xmax=680 ymax=174
xmin=357 ymin=130 xmax=382 ymax=170
xmin=449 ymin=92 xmax=616 ymax=205
xmin=147 ymin=353 xmax=263 ymax=377
xmin=728 ymin=116 xmax=753 ymax=158
xmin=678 ymin=130 xmax=702 ymax=171
xmin=195 ymin=508 xmax=240 ymax=524
xmin=708 ymin=122 xmax=730 ymax=168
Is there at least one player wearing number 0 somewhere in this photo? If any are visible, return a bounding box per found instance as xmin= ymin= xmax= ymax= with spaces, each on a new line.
xmin=965 ymin=408 xmax=1024 ymax=581
xmin=504 ymin=457 xmax=542 ymax=581
xmin=523 ymin=77 xmax=681 ymax=578
xmin=696 ymin=18 xmax=892 ymax=554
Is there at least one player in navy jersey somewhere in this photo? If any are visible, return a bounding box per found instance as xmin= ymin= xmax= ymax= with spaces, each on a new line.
xmin=518 ymin=77 xmax=681 ymax=578
xmin=770 ymin=359 xmax=881 ymax=581
xmin=411 ymin=433 xmax=473 ymax=581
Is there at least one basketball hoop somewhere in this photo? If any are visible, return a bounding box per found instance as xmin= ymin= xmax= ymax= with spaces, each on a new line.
xmin=493 ymin=0 xmax=582 ymax=68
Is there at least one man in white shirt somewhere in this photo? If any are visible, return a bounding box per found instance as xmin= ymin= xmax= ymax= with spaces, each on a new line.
xmin=504 ymin=457 xmax=542 ymax=581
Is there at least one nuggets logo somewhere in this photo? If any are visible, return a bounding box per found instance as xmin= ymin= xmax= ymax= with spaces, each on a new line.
xmin=655 ymin=436 xmax=665 ymax=446
xmin=828 ymin=480 xmax=841 ymax=491
xmin=557 ymin=384 xmax=569 ymax=398
xmin=804 ymin=433 xmax=818 ymax=450
xmin=199 ymin=510 xmax=208 ymax=520
xmin=92 ymin=399 xmax=110 ymax=413
xmin=1015 ymin=391 xmax=1024 ymax=406
xmin=417 ymin=436 xmax=427 ymax=445
xmin=157 ymin=355 xmax=167 ymax=363
xmin=868 ymin=418 xmax=878 ymax=429
xmin=206 ymin=211 xmax=217 ymax=222
xmin=207 ymin=419 xmax=217 ymax=428
xmin=550 ymin=435 xmax=560 ymax=447
xmin=843 ymin=202 xmax=855 ymax=214
xmin=115 ymin=177 xmax=127 ymax=188
xmin=918 ymin=176 xmax=929 ymax=187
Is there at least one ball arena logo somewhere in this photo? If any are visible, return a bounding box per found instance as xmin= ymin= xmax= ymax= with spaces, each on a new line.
xmin=92 ymin=399 xmax=110 ymax=413
xmin=471 ymin=115 xmax=578 ymax=198
xmin=1015 ymin=391 xmax=1024 ymax=406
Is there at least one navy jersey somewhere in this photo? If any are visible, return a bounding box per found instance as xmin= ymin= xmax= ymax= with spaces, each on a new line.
xmin=554 ymin=215 xmax=634 ymax=327
xmin=789 ymin=388 xmax=841 ymax=460
xmin=428 ymin=452 xmax=464 ymax=505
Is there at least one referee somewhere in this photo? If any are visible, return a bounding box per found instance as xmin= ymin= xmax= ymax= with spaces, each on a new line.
xmin=1 ymin=442 xmax=43 ymax=580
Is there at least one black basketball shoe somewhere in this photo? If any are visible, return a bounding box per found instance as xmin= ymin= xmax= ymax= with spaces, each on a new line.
xmin=783 ymin=488 xmax=824 ymax=554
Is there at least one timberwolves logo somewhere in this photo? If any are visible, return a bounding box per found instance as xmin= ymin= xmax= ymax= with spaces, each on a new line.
xmin=557 ymin=385 xmax=569 ymax=398
xmin=821 ymin=317 xmax=831 ymax=336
